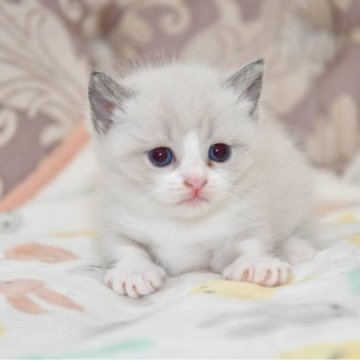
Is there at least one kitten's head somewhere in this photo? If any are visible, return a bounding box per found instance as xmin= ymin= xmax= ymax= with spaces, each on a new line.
xmin=88 ymin=60 xmax=264 ymax=218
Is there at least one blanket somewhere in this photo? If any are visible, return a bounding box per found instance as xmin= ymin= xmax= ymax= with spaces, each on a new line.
xmin=1 ymin=147 xmax=360 ymax=358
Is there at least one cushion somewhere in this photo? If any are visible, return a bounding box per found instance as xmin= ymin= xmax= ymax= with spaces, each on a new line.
xmin=99 ymin=0 xmax=360 ymax=173
xmin=0 ymin=0 xmax=94 ymax=209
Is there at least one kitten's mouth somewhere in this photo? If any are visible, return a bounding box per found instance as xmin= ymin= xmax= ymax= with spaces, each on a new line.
xmin=178 ymin=194 xmax=209 ymax=206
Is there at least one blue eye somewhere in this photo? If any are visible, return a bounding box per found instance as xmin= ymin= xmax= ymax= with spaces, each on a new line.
xmin=208 ymin=143 xmax=230 ymax=162
xmin=149 ymin=147 xmax=173 ymax=167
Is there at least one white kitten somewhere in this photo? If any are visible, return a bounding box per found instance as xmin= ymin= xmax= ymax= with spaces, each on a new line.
xmin=88 ymin=60 xmax=315 ymax=298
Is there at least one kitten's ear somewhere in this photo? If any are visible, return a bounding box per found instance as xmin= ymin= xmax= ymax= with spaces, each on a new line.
xmin=225 ymin=59 xmax=264 ymax=115
xmin=88 ymin=71 xmax=133 ymax=134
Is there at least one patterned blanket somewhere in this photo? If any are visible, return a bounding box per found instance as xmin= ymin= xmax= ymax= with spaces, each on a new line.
xmin=1 ymin=149 xmax=360 ymax=358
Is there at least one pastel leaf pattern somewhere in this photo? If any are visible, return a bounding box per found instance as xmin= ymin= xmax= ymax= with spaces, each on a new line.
xmin=37 ymin=287 xmax=84 ymax=312
xmin=0 ymin=279 xmax=83 ymax=314
xmin=5 ymin=243 xmax=78 ymax=263
xmin=8 ymin=294 xmax=47 ymax=315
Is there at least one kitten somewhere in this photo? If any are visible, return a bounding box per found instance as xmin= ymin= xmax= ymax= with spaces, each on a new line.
xmin=88 ymin=60 xmax=315 ymax=298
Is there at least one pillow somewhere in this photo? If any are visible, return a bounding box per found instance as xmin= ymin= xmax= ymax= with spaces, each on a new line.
xmin=100 ymin=0 xmax=360 ymax=173
xmin=0 ymin=0 xmax=94 ymax=210
xmin=285 ymin=0 xmax=360 ymax=173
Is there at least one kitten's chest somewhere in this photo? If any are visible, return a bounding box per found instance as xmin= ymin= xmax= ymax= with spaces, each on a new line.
xmin=153 ymin=242 xmax=212 ymax=275
xmin=120 ymin=210 xmax=237 ymax=274
xmin=151 ymin=214 xmax=234 ymax=243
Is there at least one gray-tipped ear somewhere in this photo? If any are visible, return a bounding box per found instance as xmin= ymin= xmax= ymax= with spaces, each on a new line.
xmin=225 ymin=59 xmax=264 ymax=115
xmin=88 ymin=71 xmax=134 ymax=134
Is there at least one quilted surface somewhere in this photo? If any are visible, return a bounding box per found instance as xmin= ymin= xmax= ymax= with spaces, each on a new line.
xmin=0 ymin=147 xmax=360 ymax=358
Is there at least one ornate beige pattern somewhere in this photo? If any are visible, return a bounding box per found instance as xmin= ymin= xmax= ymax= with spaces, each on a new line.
xmin=332 ymin=0 xmax=353 ymax=11
xmin=0 ymin=179 xmax=3 ymax=198
xmin=57 ymin=0 xmax=85 ymax=22
xmin=0 ymin=0 xmax=90 ymax=198
xmin=0 ymin=2 xmax=87 ymax=145
xmin=306 ymin=95 xmax=359 ymax=172
xmin=0 ymin=0 xmax=359 ymax=203
xmin=103 ymin=0 xmax=338 ymax=116
xmin=351 ymin=27 xmax=360 ymax=43
xmin=0 ymin=108 xmax=17 ymax=147
xmin=102 ymin=0 xmax=360 ymax=173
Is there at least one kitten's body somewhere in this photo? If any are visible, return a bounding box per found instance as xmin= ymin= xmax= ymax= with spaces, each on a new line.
xmin=89 ymin=61 xmax=314 ymax=297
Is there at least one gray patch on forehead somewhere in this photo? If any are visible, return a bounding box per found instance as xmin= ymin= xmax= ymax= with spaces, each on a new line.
xmin=160 ymin=98 xmax=217 ymax=145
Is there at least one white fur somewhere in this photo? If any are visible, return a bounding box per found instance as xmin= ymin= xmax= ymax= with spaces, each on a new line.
xmin=90 ymin=62 xmax=314 ymax=297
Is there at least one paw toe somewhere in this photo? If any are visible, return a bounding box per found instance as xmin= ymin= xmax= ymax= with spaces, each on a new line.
xmin=223 ymin=258 xmax=291 ymax=287
xmin=104 ymin=265 xmax=165 ymax=297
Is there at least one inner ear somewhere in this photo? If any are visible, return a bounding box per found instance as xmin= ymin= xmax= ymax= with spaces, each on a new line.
xmin=88 ymin=71 xmax=134 ymax=134
xmin=225 ymin=59 xmax=264 ymax=115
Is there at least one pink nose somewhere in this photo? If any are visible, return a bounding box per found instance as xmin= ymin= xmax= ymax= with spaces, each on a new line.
xmin=183 ymin=177 xmax=208 ymax=191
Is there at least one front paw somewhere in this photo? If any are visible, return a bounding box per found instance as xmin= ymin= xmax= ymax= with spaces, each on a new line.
xmin=223 ymin=257 xmax=291 ymax=287
xmin=104 ymin=262 xmax=166 ymax=298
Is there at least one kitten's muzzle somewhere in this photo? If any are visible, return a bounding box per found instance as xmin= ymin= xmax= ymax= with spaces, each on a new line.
xmin=183 ymin=177 xmax=207 ymax=193
xmin=179 ymin=176 xmax=209 ymax=205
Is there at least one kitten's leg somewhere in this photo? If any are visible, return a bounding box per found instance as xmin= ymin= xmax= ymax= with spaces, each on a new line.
xmin=280 ymin=236 xmax=316 ymax=265
xmin=220 ymin=239 xmax=291 ymax=287
xmin=103 ymin=237 xmax=166 ymax=298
